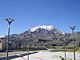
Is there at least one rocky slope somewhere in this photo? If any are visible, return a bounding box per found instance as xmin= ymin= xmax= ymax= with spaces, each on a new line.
xmin=0 ymin=25 xmax=80 ymax=49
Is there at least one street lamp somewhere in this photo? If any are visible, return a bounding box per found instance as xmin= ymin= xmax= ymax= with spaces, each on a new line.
xmin=5 ymin=17 xmax=14 ymax=60
xmin=27 ymin=32 xmax=32 ymax=60
xmin=69 ymin=26 xmax=76 ymax=60
xmin=63 ymin=34 xmax=67 ymax=60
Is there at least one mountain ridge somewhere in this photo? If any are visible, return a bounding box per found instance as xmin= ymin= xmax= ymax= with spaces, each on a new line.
xmin=0 ymin=25 xmax=80 ymax=50
xmin=29 ymin=25 xmax=65 ymax=34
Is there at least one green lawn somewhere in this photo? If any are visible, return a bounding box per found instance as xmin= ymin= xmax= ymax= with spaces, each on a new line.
xmin=0 ymin=53 xmax=6 ymax=57
xmin=48 ymin=46 xmax=80 ymax=52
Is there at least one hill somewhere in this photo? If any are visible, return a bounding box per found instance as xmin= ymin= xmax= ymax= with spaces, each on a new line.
xmin=0 ymin=25 xmax=80 ymax=50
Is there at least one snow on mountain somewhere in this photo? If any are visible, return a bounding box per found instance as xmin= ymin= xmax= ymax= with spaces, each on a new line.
xmin=30 ymin=25 xmax=65 ymax=34
xmin=30 ymin=25 xmax=54 ymax=32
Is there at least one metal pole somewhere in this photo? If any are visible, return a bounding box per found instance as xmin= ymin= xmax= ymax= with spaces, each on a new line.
xmin=69 ymin=26 xmax=76 ymax=60
xmin=72 ymin=29 xmax=76 ymax=60
xmin=6 ymin=24 xmax=10 ymax=60
xmin=64 ymin=46 xmax=66 ymax=60
xmin=5 ymin=17 xmax=14 ymax=60
xmin=27 ymin=33 xmax=31 ymax=60
xmin=28 ymin=44 xmax=29 ymax=60
xmin=63 ymin=34 xmax=66 ymax=60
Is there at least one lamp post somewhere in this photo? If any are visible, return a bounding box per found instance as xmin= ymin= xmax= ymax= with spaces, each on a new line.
xmin=5 ymin=17 xmax=14 ymax=60
xmin=69 ymin=26 xmax=76 ymax=60
xmin=64 ymin=45 xmax=66 ymax=60
xmin=27 ymin=32 xmax=31 ymax=60
xmin=63 ymin=34 xmax=67 ymax=60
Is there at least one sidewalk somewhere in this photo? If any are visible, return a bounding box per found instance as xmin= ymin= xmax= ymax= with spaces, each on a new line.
xmin=11 ymin=51 xmax=80 ymax=60
xmin=11 ymin=51 xmax=63 ymax=60
xmin=0 ymin=51 xmax=37 ymax=60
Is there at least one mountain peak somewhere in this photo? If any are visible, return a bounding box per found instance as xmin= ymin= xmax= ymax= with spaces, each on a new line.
xmin=30 ymin=25 xmax=54 ymax=32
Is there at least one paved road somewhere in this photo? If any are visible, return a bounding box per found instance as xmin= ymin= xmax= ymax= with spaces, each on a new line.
xmin=1 ymin=51 xmax=80 ymax=60
xmin=0 ymin=55 xmax=19 ymax=60
xmin=0 ymin=51 xmax=37 ymax=60
xmin=11 ymin=51 xmax=63 ymax=60
xmin=11 ymin=51 xmax=80 ymax=60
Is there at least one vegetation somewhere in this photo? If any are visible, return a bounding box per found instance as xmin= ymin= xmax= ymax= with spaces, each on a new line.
xmin=48 ymin=46 xmax=80 ymax=52
xmin=0 ymin=53 xmax=6 ymax=57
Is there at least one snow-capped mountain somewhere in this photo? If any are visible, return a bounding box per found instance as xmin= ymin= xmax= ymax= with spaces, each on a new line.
xmin=1 ymin=25 xmax=80 ymax=48
xmin=30 ymin=25 xmax=54 ymax=32
xmin=30 ymin=25 xmax=64 ymax=34
xmin=15 ymin=25 xmax=65 ymax=42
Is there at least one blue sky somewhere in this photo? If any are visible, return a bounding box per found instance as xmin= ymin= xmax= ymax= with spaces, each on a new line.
xmin=0 ymin=0 xmax=80 ymax=36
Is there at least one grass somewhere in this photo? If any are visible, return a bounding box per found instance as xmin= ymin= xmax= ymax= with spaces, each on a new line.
xmin=0 ymin=53 xmax=6 ymax=57
xmin=48 ymin=46 xmax=80 ymax=52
